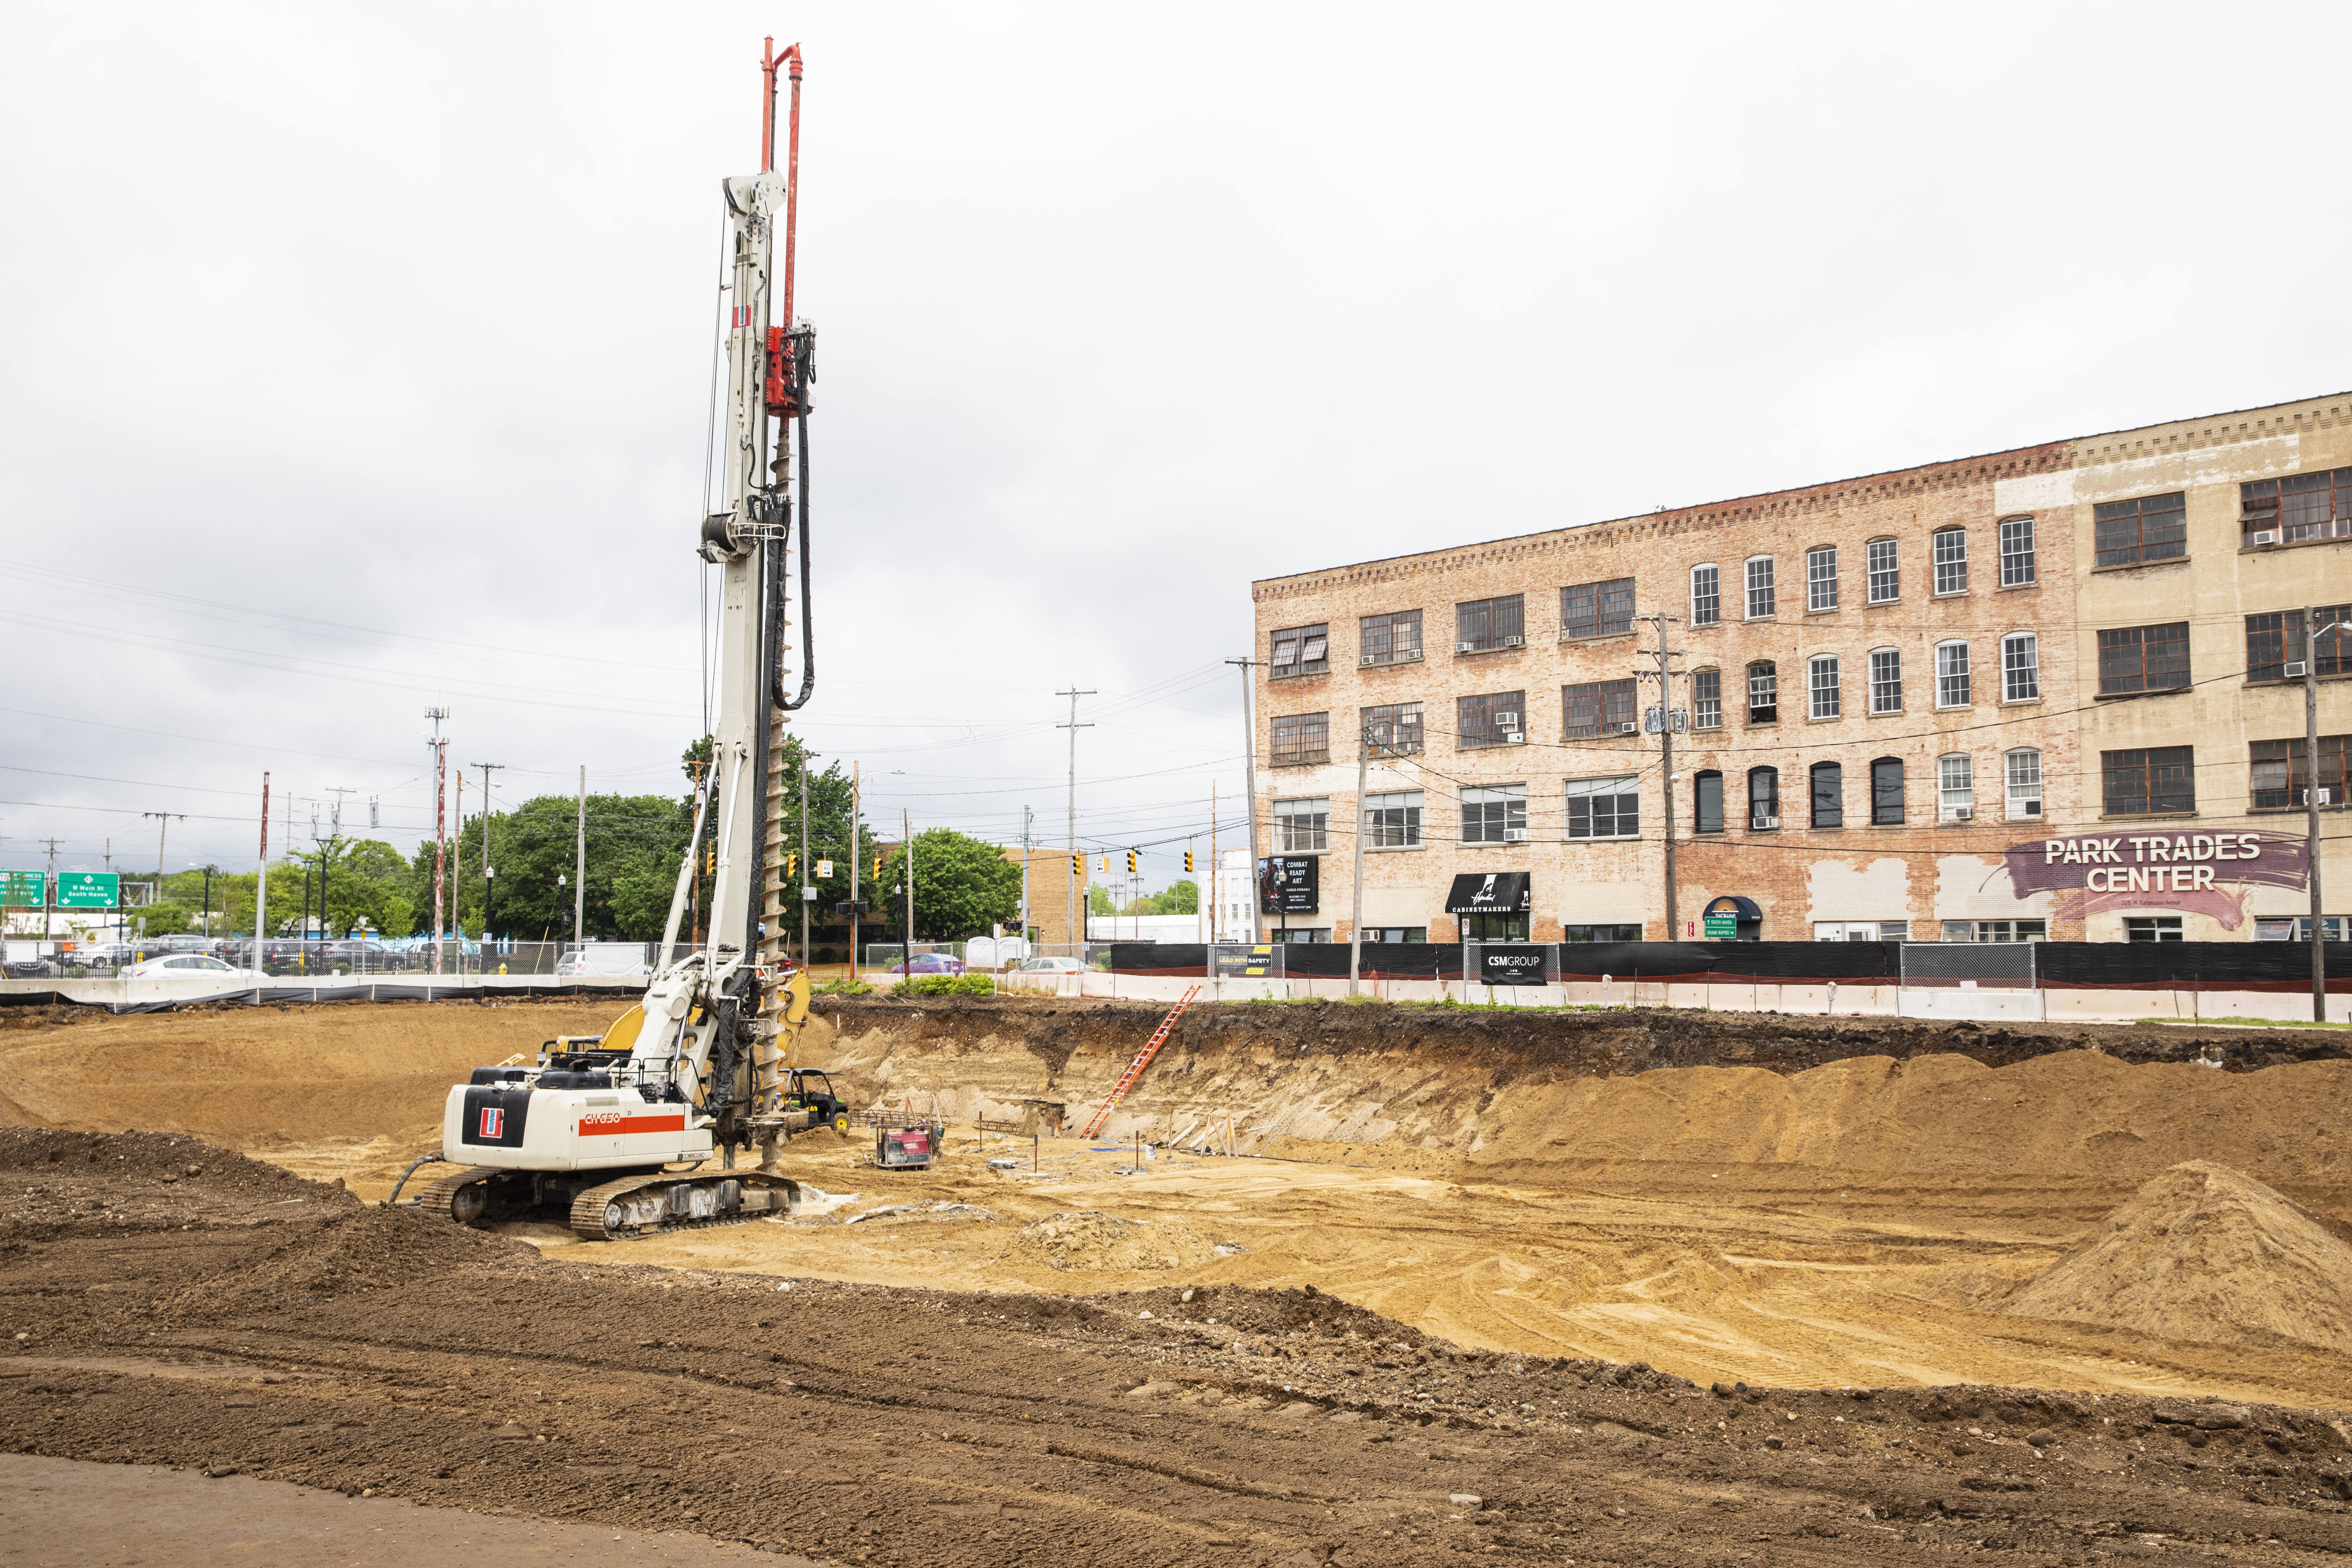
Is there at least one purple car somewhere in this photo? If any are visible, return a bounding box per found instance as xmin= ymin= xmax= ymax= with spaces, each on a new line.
xmin=889 ymin=952 xmax=966 ymax=975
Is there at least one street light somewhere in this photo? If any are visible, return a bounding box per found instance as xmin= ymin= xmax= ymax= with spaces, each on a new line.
xmin=485 ymin=865 xmax=496 ymax=951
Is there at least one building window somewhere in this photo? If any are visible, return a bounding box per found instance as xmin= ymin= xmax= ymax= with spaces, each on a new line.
xmin=1456 ymin=595 xmax=1525 ymax=653
xmin=1363 ymin=701 xmax=1424 ymax=755
xmin=1561 ymin=924 xmax=1643 ymax=942
xmin=1692 ymin=669 xmax=1722 ymax=729
xmin=2094 ymin=490 xmax=2188 ymax=567
xmin=1935 ymin=641 xmax=1971 ymax=708
xmin=1359 ymin=609 xmax=1423 ymax=667
xmin=2250 ymin=736 xmax=2352 ymax=809
xmin=1811 ymin=762 xmax=1843 ymax=828
xmin=1562 ymin=679 xmax=1638 ymax=740
xmin=2005 ymin=749 xmax=2043 ymax=820
xmin=2124 ymin=916 xmax=2184 ymax=942
xmin=1363 ymin=790 xmax=1423 ymax=848
xmin=1748 ymin=767 xmax=1780 ymax=830
xmin=1461 ymin=784 xmax=1526 ymax=844
xmin=1744 ymin=556 xmax=1775 ymax=619
xmin=1273 ymin=796 xmax=1329 ymax=852
xmin=1561 ymin=577 xmax=1636 ymax=640
xmin=2102 ymin=746 xmax=2195 ymax=816
xmin=2256 ymin=916 xmax=2350 ymax=942
xmin=1944 ymin=919 xmax=2048 ymax=943
xmin=1806 ymin=546 xmax=1838 ymax=612
xmin=1997 ymin=514 xmax=2037 ymax=587
xmin=1808 ymin=654 xmax=1840 ymax=720
xmin=2245 ymin=607 xmax=2352 ymax=682
xmin=1868 ymin=648 xmax=1902 ymax=714
xmin=1269 ymin=712 xmax=1328 ymax=766
xmin=1932 ymin=528 xmax=1967 ymax=594
xmin=1866 ymin=537 xmax=1898 ymax=603
xmin=2242 ymin=467 xmax=2352 ymax=545
xmin=1817 ymin=921 xmax=1911 ymax=941
xmin=1458 ymin=691 xmax=1527 ymax=749
xmin=2096 ymin=622 xmax=2190 ymax=695
xmin=1565 ymin=776 xmax=1639 ymax=840
xmin=2001 ymin=632 xmax=2039 ymax=702
xmin=1938 ymin=754 xmax=1975 ymax=820
xmin=1690 ymin=564 xmax=1720 ymax=626
xmin=1746 ymin=660 xmax=1778 ymax=723
xmin=1270 ymin=624 xmax=1329 ymax=678
xmin=1870 ymin=757 xmax=1905 ymax=825
xmin=1694 ymin=771 xmax=1724 ymax=834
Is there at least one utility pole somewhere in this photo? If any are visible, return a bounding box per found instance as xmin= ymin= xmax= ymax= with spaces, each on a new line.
xmin=1055 ymin=687 xmax=1095 ymax=951
xmin=1209 ymin=780 xmax=1218 ymax=944
xmin=1632 ymin=613 xmax=1687 ymax=939
xmin=901 ymin=807 xmax=915 ymax=952
xmin=254 ymin=772 xmax=270 ymax=975
xmin=426 ymin=706 xmax=450 ymax=975
xmin=1227 ymin=658 xmax=1263 ymax=941
xmin=40 ymin=838 xmax=61 ymax=950
xmin=142 ymin=811 xmax=184 ymax=883
xmin=473 ymin=763 xmax=503 ymax=945
xmin=1020 ymin=805 xmax=1032 ymax=948
xmin=2304 ymin=607 xmax=2347 ymax=1022
xmin=1349 ymin=718 xmax=1371 ymax=996
xmin=575 ymin=765 xmax=587 ymax=946
xmin=849 ymin=762 xmax=861 ymax=976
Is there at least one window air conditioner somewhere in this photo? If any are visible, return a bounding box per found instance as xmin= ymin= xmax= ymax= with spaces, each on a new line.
xmin=1503 ymin=828 xmax=1528 ymax=842
xmin=1501 ymin=635 xmax=1525 ymax=648
xmin=2318 ymin=788 xmax=2337 ymax=806
xmin=1949 ymin=806 xmax=1974 ymax=821
xmin=2022 ymin=799 xmax=2042 ymax=817
xmin=2285 ymin=661 xmax=2308 ymax=678
xmin=2251 ymin=530 xmax=2279 ymax=546
xmin=1361 ymin=654 xmax=1378 ymax=665
xmin=1751 ymin=815 xmax=1779 ymax=830
xmin=1494 ymin=713 xmax=1519 ymax=729
xmin=1457 ymin=640 xmax=1476 ymax=653
xmin=1505 ymin=731 xmax=1526 ymax=744
xmin=1618 ymin=721 xmax=1640 ymax=734
xmin=1404 ymin=648 xmax=1423 ymax=662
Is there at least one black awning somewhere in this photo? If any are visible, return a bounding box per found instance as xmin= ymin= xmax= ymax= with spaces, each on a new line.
xmin=1704 ymin=895 xmax=1763 ymax=920
xmin=1445 ymin=872 xmax=1530 ymax=916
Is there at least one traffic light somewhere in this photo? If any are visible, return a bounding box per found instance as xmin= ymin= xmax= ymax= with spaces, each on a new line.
xmin=1184 ymin=849 xmax=1195 ymax=874
xmin=1098 ymin=854 xmax=1108 ymax=873
xmin=1071 ymin=853 xmax=1084 ymax=877
xmin=873 ymin=853 xmax=884 ymax=878
xmin=785 ymin=852 xmax=798 ymax=882
xmin=1126 ymin=849 xmax=1138 ymax=875
xmin=705 ymin=846 xmax=716 ymax=874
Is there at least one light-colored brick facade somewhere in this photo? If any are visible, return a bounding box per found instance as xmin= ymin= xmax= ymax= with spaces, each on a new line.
xmin=1251 ymin=391 xmax=2352 ymax=944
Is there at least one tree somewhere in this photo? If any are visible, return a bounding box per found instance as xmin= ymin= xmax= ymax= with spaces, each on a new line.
xmin=877 ymin=828 xmax=1021 ymax=942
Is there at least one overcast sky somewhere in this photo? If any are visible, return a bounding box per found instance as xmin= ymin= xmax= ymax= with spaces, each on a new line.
xmin=5 ymin=2 xmax=2348 ymax=897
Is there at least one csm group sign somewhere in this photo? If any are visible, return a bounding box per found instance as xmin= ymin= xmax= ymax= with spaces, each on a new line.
xmin=2002 ymin=830 xmax=2306 ymax=930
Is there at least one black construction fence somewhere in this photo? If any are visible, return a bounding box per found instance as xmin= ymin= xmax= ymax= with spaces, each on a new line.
xmin=1103 ymin=940 xmax=2352 ymax=992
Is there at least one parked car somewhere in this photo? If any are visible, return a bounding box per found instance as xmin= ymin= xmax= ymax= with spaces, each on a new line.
xmin=119 ymin=954 xmax=260 ymax=980
xmin=890 ymin=952 xmax=966 ymax=975
xmin=64 ymin=942 xmax=133 ymax=971
xmin=1018 ymin=955 xmax=1085 ymax=972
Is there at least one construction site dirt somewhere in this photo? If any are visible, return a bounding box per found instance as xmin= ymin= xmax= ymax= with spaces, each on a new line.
xmin=5 ymin=996 xmax=2352 ymax=1563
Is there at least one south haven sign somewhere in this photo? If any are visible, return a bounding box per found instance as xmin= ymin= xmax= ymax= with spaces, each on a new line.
xmin=2000 ymin=830 xmax=2306 ymax=931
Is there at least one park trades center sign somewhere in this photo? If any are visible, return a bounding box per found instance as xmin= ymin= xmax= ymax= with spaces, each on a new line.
xmin=2001 ymin=831 xmax=2305 ymax=930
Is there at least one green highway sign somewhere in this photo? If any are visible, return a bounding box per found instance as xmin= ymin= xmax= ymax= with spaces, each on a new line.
xmin=52 ymin=873 xmax=119 ymax=909
xmin=1 ymin=871 xmax=42 ymax=905
xmin=1702 ymin=913 xmax=1738 ymax=940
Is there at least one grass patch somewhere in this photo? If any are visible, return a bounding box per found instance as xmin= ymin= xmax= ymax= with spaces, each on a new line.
xmin=2147 ymin=1014 xmax=2352 ymax=1031
xmin=894 ymin=973 xmax=997 ymax=997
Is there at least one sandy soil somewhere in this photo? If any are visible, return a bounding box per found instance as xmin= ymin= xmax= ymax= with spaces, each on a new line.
xmin=6 ymin=997 xmax=2352 ymax=1411
xmin=4 ymin=1127 xmax=2349 ymax=1567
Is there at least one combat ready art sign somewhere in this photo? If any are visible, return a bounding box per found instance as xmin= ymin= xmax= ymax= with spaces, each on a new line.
xmin=2000 ymin=830 xmax=2306 ymax=930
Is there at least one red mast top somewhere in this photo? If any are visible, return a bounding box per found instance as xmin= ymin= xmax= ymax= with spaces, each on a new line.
xmin=760 ymin=38 xmax=804 ymax=336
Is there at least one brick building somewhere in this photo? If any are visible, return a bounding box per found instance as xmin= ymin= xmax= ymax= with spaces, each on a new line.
xmin=1248 ymin=390 xmax=2352 ymax=944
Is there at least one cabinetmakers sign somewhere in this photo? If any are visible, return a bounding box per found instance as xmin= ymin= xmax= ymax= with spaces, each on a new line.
xmin=2001 ymin=831 xmax=2306 ymax=930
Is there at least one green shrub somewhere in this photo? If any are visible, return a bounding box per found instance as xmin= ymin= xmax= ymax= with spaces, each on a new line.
xmin=812 ymin=977 xmax=875 ymax=996
xmin=896 ymin=973 xmax=995 ymax=997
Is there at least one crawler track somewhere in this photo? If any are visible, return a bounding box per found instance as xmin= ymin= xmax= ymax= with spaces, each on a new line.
xmin=566 ymin=1169 xmax=800 ymax=1242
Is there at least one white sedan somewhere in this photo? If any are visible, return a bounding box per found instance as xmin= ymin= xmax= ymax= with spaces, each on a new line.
xmin=1018 ymin=955 xmax=1086 ymax=972
xmin=119 ymin=954 xmax=263 ymax=979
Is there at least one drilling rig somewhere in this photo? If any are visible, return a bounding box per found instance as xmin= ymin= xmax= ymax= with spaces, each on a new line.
xmin=413 ymin=41 xmax=825 ymax=1240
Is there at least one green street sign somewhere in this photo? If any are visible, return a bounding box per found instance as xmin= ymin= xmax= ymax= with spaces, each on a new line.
xmin=1 ymin=871 xmax=42 ymax=905
xmin=53 ymin=873 xmax=119 ymax=909
xmin=1702 ymin=914 xmax=1738 ymax=940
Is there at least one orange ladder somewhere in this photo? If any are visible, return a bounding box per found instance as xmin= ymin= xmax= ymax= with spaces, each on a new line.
xmin=1080 ymin=983 xmax=1202 ymax=1140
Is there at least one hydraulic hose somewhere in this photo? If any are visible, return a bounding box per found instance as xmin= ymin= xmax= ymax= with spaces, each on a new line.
xmin=386 ymin=1152 xmax=444 ymax=1205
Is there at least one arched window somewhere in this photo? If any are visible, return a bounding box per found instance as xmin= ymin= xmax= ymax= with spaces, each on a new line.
xmin=1811 ymin=762 xmax=1843 ymax=828
xmin=1746 ymin=660 xmax=1778 ymax=723
xmin=1865 ymin=537 xmax=1899 ymax=603
xmin=1939 ymin=754 xmax=1975 ymax=821
xmin=2002 ymin=632 xmax=2039 ymax=702
xmin=1689 ymin=563 xmax=1720 ymax=626
xmin=1935 ymin=640 xmax=1972 ymax=707
xmin=1694 ymin=770 xmax=1723 ymax=834
xmin=1868 ymin=647 xmax=1903 ymax=713
xmin=2005 ymin=749 xmax=2043 ymax=820
xmin=1744 ymin=556 xmax=1776 ymax=619
xmin=1933 ymin=527 xmax=1968 ymax=594
xmin=1748 ymin=767 xmax=1781 ymax=830
xmin=1871 ymin=757 xmax=1905 ymax=825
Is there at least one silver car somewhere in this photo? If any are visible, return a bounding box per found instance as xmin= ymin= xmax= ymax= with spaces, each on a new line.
xmin=118 ymin=954 xmax=260 ymax=979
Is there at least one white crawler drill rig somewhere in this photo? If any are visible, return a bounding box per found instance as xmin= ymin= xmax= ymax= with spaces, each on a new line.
xmin=413 ymin=42 xmax=826 ymax=1241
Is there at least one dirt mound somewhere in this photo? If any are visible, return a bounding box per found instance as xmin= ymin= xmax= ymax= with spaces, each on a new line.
xmin=1007 ymin=1210 xmax=1223 ymax=1273
xmin=2003 ymin=1161 xmax=2352 ymax=1353
xmin=0 ymin=1126 xmax=313 ymax=1197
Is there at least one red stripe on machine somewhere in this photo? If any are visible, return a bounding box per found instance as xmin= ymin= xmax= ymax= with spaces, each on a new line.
xmin=576 ymin=1114 xmax=687 ymax=1136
